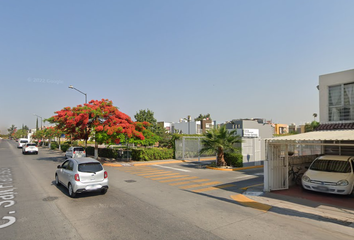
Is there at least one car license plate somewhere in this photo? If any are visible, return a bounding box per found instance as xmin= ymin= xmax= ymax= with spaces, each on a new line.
xmin=317 ymin=186 xmax=328 ymax=191
xmin=85 ymin=185 xmax=101 ymax=190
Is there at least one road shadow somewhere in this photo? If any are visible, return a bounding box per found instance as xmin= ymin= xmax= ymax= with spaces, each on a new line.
xmin=50 ymin=180 xmax=107 ymax=199
xmin=36 ymin=156 xmax=65 ymax=162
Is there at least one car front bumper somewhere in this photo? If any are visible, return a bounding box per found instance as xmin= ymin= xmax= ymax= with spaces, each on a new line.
xmin=302 ymin=181 xmax=352 ymax=195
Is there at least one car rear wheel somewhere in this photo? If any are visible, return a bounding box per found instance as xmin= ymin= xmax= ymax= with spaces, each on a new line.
xmin=101 ymin=188 xmax=108 ymax=195
xmin=55 ymin=174 xmax=60 ymax=186
xmin=68 ymin=183 xmax=76 ymax=198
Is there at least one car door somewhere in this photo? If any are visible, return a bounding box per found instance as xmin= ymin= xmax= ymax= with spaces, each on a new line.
xmin=58 ymin=161 xmax=70 ymax=186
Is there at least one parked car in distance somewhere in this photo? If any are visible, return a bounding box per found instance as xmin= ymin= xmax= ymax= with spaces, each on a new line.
xmin=55 ymin=157 xmax=108 ymax=197
xmin=22 ymin=143 xmax=38 ymax=154
xmin=65 ymin=146 xmax=86 ymax=159
xmin=17 ymin=138 xmax=29 ymax=148
xmin=302 ymin=155 xmax=354 ymax=196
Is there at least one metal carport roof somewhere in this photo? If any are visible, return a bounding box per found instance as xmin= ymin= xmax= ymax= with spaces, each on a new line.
xmin=266 ymin=130 xmax=354 ymax=142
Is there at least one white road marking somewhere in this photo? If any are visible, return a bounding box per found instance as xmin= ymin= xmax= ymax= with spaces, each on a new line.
xmin=235 ymin=175 xmax=257 ymax=180
xmin=152 ymin=165 xmax=191 ymax=172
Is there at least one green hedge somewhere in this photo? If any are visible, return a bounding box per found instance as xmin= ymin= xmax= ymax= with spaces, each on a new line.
xmin=61 ymin=144 xmax=70 ymax=152
xmin=224 ymin=152 xmax=243 ymax=167
xmin=131 ymin=148 xmax=174 ymax=161
xmin=50 ymin=142 xmax=59 ymax=150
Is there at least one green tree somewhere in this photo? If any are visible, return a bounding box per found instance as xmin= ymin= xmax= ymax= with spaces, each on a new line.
xmin=7 ymin=125 xmax=17 ymax=138
xmin=134 ymin=109 xmax=166 ymax=140
xmin=305 ymin=121 xmax=319 ymax=132
xmin=194 ymin=113 xmax=211 ymax=121
xmin=199 ymin=125 xmax=242 ymax=166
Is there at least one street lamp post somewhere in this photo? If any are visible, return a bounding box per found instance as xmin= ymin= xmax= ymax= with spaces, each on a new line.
xmin=68 ymin=85 xmax=88 ymax=156
xmin=68 ymin=85 xmax=87 ymax=104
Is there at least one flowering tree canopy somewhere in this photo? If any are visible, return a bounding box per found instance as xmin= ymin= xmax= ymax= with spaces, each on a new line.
xmin=47 ymin=99 xmax=148 ymax=145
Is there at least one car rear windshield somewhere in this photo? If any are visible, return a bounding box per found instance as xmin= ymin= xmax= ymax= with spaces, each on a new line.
xmin=27 ymin=143 xmax=36 ymax=146
xmin=74 ymin=148 xmax=84 ymax=152
xmin=20 ymin=140 xmax=28 ymax=143
xmin=78 ymin=163 xmax=103 ymax=173
xmin=310 ymin=159 xmax=352 ymax=173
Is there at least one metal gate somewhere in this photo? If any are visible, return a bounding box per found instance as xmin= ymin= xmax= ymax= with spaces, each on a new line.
xmin=265 ymin=144 xmax=288 ymax=191
xmin=175 ymin=136 xmax=214 ymax=160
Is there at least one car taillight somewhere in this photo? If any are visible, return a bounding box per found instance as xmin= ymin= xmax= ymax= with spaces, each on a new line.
xmin=73 ymin=151 xmax=76 ymax=154
xmin=74 ymin=174 xmax=80 ymax=181
xmin=104 ymin=171 xmax=108 ymax=179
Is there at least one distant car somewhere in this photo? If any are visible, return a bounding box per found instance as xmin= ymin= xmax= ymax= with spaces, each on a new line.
xmin=65 ymin=147 xmax=86 ymax=159
xmin=55 ymin=157 xmax=108 ymax=197
xmin=302 ymin=155 xmax=354 ymax=196
xmin=17 ymin=138 xmax=29 ymax=148
xmin=22 ymin=143 xmax=38 ymax=154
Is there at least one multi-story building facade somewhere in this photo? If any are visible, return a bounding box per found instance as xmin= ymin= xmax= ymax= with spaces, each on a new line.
xmin=224 ymin=118 xmax=275 ymax=166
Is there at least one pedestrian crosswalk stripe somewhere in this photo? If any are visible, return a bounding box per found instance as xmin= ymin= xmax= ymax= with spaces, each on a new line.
xmin=192 ymin=184 xmax=235 ymax=193
xmin=137 ymin=172 xmax=173 ymax=177
xmin=179 ymin=181 xmax=221 ymax=189
xmin=144 ymin=173 xmax=181 ymax=178
xmin=169 ymin=179 xmax=210 ymax=186
xmin=159 ymin=177 xmax=198 ymax=183
xmin=151 ymin=175 xmax=190 ymax=180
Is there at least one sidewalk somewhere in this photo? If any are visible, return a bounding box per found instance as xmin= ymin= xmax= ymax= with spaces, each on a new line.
xmin=241 ymin=186 xmax=354 ymax=228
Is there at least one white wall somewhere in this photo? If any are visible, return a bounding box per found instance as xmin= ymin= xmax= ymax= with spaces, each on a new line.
xmin=319 ymin=69 xmax=354 ymax=123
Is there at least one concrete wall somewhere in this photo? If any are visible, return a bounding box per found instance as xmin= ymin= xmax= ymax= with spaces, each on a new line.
xmin=173 ymin=121 xmax=201 ymax=134
xmin=319 ymin=69 xmax=354 ymax=123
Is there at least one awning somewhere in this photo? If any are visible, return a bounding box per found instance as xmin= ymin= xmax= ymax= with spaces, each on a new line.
xmin=266 ymin=130 xmax=354 ymax=142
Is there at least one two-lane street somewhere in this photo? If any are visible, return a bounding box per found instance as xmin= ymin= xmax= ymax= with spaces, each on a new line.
xmin=1 ymin=139 xmax=354 ymax=240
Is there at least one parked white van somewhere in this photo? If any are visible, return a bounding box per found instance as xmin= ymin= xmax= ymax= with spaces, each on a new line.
xmin=17 ymin=138 xmax=29 ymax=148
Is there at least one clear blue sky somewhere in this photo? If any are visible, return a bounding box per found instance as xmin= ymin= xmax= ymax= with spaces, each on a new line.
xmin=1 ymin=0 xmax=354 ymax=133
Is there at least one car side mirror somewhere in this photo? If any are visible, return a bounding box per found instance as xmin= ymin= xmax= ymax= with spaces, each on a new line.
xmin=57 ymin=165 xmax=61 ymax=169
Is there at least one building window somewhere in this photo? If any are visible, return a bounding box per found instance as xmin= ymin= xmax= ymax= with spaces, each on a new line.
xmin=329 ymin=82 xmax=354 ymax=121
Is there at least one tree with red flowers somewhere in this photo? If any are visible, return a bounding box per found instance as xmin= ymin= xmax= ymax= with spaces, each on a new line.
xmin=47 ymin=99 xmax=148 ymax=159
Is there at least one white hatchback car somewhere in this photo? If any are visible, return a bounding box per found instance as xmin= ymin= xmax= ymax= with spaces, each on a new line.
xmin=55 ymin=157 xmax=108 ymax=198
xmin=22 ymin=143 xmax=38 ymax=154
xmin=65 ymin=146 xmax=86 ymax=159
xmin=17 ymin=138 xmax=29 ymax=148
xmin=302 ymin=155 xmax=354 ymax=196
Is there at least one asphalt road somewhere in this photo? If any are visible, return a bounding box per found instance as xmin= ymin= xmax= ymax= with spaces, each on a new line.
xmin=1 ymin=139 xmax=353 ymax=240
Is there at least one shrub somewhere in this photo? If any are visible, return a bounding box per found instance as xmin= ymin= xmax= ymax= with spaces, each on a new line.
xmin=132 ymin=148 xmax=174 ymax=161
xmin=61 ymin=144 xmax=70 ymax=152
xmin=224 ymin=152 xmax=243 ymax=167
xmin=99 ymin=148 xmax=117 ymax=158
xmin=50 ymin=142 xmax=59 ymax=150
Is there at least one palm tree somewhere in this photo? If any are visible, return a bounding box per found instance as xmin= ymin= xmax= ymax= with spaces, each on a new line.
xmin=313 ymin=113 xmax=317 ymax=121
xmin=200 ymin=125 xmax=242 ymax=166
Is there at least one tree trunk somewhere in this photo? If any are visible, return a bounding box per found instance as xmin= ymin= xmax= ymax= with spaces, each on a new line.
xmin=94 ymin=140 xmax=98 ymax=159
xmin=217 ymin=147 xmax=226 ymax=166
